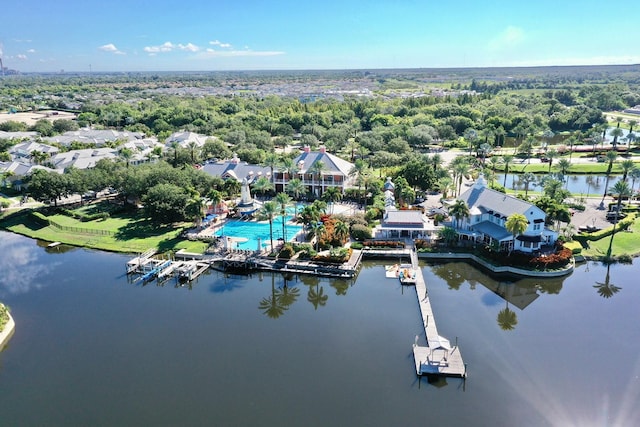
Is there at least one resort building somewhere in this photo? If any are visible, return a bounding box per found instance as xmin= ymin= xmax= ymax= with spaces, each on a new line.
xmin=203 ymin=147 xmax=356 ymax=198
xmin=272 ymin=146 xmax=356 ymax=196
xmin=9 ymin=141 xmax=59 ymax=162
xmin=375 ymin=178 xmax=440 ymax=240
xmin=454 ymin=175 xmax=558 ymax=253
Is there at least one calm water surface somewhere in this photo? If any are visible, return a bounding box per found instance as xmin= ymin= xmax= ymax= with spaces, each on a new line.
xmin=0 ymin=231 xmax=639 ymax=426
xmin=501 ymin=173 xmax=624 ymax=196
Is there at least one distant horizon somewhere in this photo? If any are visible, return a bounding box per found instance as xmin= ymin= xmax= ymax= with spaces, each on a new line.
xmin=3 ymin=62 xmax=640 ymax=76
xmin=3 ymin=0 xmax=639 ymax=73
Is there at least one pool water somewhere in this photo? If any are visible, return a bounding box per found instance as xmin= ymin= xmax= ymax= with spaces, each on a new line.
xmin=216 ymin=215 xmax=303 ymax=250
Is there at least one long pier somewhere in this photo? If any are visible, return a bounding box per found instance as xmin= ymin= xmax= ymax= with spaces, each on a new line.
xmin=408 ymin=250 xmax=467 ymax=378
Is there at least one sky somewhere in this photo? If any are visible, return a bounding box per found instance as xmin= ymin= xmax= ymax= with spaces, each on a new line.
xmin=2 ymin=0 xmax=639 ymax=73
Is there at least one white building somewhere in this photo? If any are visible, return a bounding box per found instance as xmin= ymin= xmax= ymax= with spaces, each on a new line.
xmin=455 ymin=175 xmax=558 ymax=253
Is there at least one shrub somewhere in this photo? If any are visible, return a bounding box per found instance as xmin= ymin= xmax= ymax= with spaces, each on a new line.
xmin=363 ymin=240 xmax=405 ymax=248
xmin=296 ymin=244 xmax=316 ymax=260
xmin=312 ymin=247 xmax=352 ymax=264
xmin=278 ymin=243 xmax=295 ymax=259
xmin=351 ymin=224 xmax=372 ymax=241
xmin=0 ymin=303 xmax=9 ymax=332
xmin=350 ymin=242 xmax=364 ymax=250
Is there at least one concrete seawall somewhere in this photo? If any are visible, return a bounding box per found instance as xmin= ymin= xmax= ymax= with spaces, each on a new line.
xmin=0 ymin=311 xmax=15 ymax=352
xmin=418 ymin=252 xmax=574 ymax=278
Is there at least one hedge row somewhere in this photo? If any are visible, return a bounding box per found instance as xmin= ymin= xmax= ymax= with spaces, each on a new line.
xmin=576 ymin=213 xmax=637 ymax=242
xmin=363 ymin=240 xmax=406 ymax=248
xmin=59 ymin=207 xmax=110 ymax=222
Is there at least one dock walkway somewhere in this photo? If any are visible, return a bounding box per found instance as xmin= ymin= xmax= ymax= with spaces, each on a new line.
xmin=408 ymin=249 xmax=467 ymax=378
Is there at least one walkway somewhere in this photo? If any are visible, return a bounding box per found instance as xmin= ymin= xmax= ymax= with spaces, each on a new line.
xmin=409 ymin=249 xmax=467 ymax=377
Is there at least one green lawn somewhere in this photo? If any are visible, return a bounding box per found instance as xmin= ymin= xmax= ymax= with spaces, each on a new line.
xmin=0 ymin=209 xmax=208 ymax=254
xmin=581 ymin=217 xmax=640 ymax=259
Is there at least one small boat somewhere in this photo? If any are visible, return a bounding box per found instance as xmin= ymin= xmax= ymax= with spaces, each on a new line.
xmin=47 ymin=241 xmax=62 ymax=248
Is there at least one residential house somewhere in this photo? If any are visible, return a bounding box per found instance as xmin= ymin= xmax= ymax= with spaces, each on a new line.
xmin=9 ymin=141 xmax=59 ymax=162
xmin=165 ymin=131 xmax=210 ymax=148
xmin=43 ymin=128 xmax=144 ymax=147
xmin=0 ymin=161 xmax=55 ymax=190
xmin=49 ymin=148 xmax=118 ymax=171
xmin=455 ymin=175 xmax=557 ymax=253
xmin=201 ymin=153 xmax=271 ymax=184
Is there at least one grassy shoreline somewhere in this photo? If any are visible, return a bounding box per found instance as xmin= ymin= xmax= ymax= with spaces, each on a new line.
xmin=0 ymin=209 xmax=208 ymax=255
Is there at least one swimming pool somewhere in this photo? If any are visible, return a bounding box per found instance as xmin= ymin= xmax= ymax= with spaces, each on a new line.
xmin=216 ymin=216 xmax=303 ymax=250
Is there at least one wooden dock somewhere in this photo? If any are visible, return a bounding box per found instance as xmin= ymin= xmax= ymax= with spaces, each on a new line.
xmin=408 ymin=250 xmax=467 ymax=378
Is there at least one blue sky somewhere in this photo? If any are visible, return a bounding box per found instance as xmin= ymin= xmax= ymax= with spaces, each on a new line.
xmin=2 ymin=0 xmax=639 ymax=72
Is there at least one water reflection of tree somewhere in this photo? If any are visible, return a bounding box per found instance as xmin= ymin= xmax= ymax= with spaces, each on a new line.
xmin=593 ymin=262 xmax=621 ymax=299
xmin=259 ymin=274 xmax=300 ymax=319
xmin=431 ymin=263 xmax=466 ymax=290
xmin=330 ymin=280 xmax=350 ymax=296
xmin=497 ymin=304 xmax=518 ymax=331
xmin=300 ymin=275 xmax=328 ymax=310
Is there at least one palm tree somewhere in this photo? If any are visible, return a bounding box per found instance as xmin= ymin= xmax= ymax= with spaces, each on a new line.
xmin=278 ymin=279 xmax=300 ymax=309
xmin=348 ymin=158 xmax=368 ymax=199
xmin=437 ymin=177 xmax=454 ymax=199
xmin=207 ymin=189 xmax=223 ymax=214
xmin=258 ymin=201 xmax=279 ymax=252
xmin=593 ymin=263 xmax=621 ymax=299
xmin=223 ymin=179 xmax=241 ymax=200
xmin=546 ymin=148 xmax=559 ymax=173
xmin=448 ymin=199 xmax=470 ymax=229
xmin=502 ymin=154 xmax=514 ymax=187
xmin=521 ymin=172 xmax=536 ymax=197
xmin=186 ymin=141 xmax=200 ymax=164
xmin=629 ymin=167 xmax=640 ymax=198
xmin=620 ymin=159 xmax=635 ymax=182
xmin=488 ymin=156 xmax=501 ymax=185
xmin=429 ymin=153 xmax=444 ymax=172
xmin=262 ymin=152 xmax=280 ymax=182
xmin=286 ymin=178 xmax=306 ymax=202
xmin=505 ymin=213 xmax=528 ymax=255
xmin=119 ymin=147 xmax=133 ymax=168
xmin=309 ymin=160 xmax=327 ymax=198
xmin=334 ymin=220 xmax=350 ymax=245
xmin=557 ymin=158 xmax=571 ymax=188
xmin=626 ymin=132 xmax=636 ymax=155
xmin=321 ymin=186 xmax=342 ymax=214
xmin=274 ymin=192 xmax=292 ymax=242
xmin=452 ymin=161 xmax=470 ymax=197
xmin=606 ymin=180 xmax=631 ymax=259
xmin=610 ymin=127 xmax=624 ymax=150
xmin=629 ymin=120 xmax=638 ymax=134
xmin=310 ymin=221 xmax=326 ymax=252
xmin=599 ymin=151 xmax=618 ymax=209
xmin=252 ymin=176 xmax=274 ymax=200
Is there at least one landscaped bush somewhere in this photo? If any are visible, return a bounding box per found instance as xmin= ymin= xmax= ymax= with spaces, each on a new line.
xmin=576 ymin=213 xmax=636 ymax=242
xmin=363 ymin=240 xmax=405 ymax=249
xmin=529 ymin=246 xmax=573 ymax=269
xmin=349 ymin=242 xmax=364 ymax=250
xmin=0 ymin=303 xmax=10 ymax=332
xmin=365 ymin=207 xmax=382 ymax=222
xmin=312 ymin=247 xmax=352 ymax=264
xmin=350 ymin=224 xmax=372 ymax=241
xmin=278 ymin=243 xmax=295 ymax=259
xmin=295 ymin=244 xmax=316 ymax=260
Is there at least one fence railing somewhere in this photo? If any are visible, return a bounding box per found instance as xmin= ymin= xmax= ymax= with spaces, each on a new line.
xmin=32 ymin=212 xmax=114 ymax=236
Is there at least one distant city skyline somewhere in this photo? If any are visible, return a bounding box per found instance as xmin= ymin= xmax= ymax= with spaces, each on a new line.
xmin=2 ymin=0 xmax=639 ymax=73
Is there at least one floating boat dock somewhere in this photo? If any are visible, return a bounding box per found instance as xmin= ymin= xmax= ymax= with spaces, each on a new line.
xmin=407 ymin=250 xmax=467 ymax=378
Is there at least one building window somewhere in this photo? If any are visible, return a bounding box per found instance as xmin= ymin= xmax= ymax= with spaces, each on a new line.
xmin=534 ymin=223 xmax=541 ymax=231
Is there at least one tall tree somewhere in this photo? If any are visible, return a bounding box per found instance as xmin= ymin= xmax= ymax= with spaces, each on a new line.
xmin=274 ymin=192 xmax=292 ymax=242
xmin=502 ymin=154 xmax=514 ymax=188
xmin=448 ymin=199 xmax=470 ymax=229
xmin=606 ymin=180 xmax=631 ymax=259
xmin=599 ymin=151 xmax=618 ymax=209
xmin=505 ymin=213 xmax=528 ymax=255
xmin=258 ymin=201 xmax=279 ymax=252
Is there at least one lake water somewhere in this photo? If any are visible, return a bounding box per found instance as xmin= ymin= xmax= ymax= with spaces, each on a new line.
xmin=500 ymin=173 xmax=625 ymax=196
xmin=1 ymin=231 xmax=639 ymax=426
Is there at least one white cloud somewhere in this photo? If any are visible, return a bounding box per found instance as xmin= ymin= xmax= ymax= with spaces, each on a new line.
xmin=210 ymin=40 xmax=232 ymax=48
xmin=144 ymin=41 xmax=200 ymax=54
xmin=99 ymin=43 xmax=125 ymax=55
xmin=489 ymin=26 xmax=525 ymax=50
xmin=27 ymin=48 xmax=36 ymax=53
xmin=16 ymin=54 xmax=27 ymax=60
xmin=198 ymin=48 xmax=285 ymax=58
